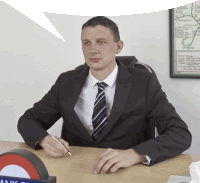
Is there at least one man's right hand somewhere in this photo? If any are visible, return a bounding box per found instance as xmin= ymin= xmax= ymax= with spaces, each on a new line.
xmin=39 ymin=135 xmax=70 ymax=158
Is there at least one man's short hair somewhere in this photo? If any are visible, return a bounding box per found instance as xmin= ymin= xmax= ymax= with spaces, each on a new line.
xmin=82 ymin=16 xmax=120 ymax=42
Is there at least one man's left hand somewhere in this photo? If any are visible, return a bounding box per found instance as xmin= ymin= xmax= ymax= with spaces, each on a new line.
xmin=93 ymin=148 xmax=147 ymax=174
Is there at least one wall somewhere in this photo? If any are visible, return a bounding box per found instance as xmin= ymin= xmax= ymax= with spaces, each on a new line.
xmin=0 ymin=2 xmax=199 ymax=154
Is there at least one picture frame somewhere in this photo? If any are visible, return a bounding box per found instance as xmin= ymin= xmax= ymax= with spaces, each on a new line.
xmin=169 ymin=1 xmax=200 ymax=79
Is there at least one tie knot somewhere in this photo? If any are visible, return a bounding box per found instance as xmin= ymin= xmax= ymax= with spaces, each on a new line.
xmin=97 ymin=82 xmax=107 ymax=91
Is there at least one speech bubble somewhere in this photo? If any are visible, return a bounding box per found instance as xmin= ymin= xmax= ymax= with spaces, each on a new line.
xmin=1 ymin=0 xmax=65 ymax=42
xmin=4 ymin=1 xmax=66 ymax=42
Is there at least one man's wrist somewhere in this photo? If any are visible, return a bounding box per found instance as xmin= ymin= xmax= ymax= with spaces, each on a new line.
xmin=129 ymin=149 xmax=147 ymax=164
xmin=139 ymin=154 xmax=147 ymax=163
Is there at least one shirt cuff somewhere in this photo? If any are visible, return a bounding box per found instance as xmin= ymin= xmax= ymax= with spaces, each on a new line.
xmin=35 ymin=140 xmax=42 ymax=150
xmin=142 ymin=155 xmax=151 ymax=165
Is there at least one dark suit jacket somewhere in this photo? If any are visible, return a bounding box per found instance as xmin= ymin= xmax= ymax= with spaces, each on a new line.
xmin=18 ymin=59 xmax=192 ymax=165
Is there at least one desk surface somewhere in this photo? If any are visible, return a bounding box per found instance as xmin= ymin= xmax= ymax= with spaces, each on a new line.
xmin=0 ymin=141 xmax=199 ymax=183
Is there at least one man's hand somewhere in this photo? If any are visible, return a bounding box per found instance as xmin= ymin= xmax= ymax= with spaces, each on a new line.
xmin=39 ymin=135 xmax=70 ymax=158
xmin=93 ymin=148 xmax=147 ymax=174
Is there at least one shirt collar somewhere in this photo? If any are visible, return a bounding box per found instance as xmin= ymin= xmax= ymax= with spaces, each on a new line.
xmin=86 ymin=63 xmax=118 ymax=88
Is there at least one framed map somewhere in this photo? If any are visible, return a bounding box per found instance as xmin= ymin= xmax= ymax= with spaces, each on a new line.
xmin=169 ymin=1 xmax=200 ymax=79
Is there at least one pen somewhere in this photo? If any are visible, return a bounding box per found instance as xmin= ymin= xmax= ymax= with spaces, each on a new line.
xmin=51 ymin=135 xmax=72 ymax=156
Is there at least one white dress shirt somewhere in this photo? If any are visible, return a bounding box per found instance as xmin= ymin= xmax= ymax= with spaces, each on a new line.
xmin=74 ymin=63 xmax=151 ymax=165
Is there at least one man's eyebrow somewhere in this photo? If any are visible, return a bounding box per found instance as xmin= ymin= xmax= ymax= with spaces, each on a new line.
xmin=82 ymin=38 xmax=107 ymax=42
xmin=82 ymin=39 xmax=90 ymax=42
xmin=96 ymin=38 xmax=107 ymax=40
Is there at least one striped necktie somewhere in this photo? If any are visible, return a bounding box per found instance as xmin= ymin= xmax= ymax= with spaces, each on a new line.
xmin=92 ymin=82 xmax=108 ymax=141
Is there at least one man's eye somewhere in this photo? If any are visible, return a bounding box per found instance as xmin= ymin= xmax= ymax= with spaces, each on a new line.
xmin=83 ymin=42 xmax=89 ymax=45
xmin=98 ymin=41 xmax=105 ymax=44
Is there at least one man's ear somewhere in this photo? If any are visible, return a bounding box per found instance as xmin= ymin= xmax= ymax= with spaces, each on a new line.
xmin=116 ymin=40 xmax=124 ymax=54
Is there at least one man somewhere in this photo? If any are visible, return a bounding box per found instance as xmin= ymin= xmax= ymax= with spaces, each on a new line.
xmin=18 ymin=16 xmax=192 ymax=174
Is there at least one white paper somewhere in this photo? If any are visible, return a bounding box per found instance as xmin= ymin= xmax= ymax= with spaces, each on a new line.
xmin=167 ymin=175 xmax=192 ymax=183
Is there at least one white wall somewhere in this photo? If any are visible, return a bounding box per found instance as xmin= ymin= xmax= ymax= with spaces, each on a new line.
xmin=0 ymin=2 xmax=199 ymax=154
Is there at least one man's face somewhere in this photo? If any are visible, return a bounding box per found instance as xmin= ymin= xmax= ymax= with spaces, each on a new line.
xmin=81 ymin=25 xmax=123 ymax=72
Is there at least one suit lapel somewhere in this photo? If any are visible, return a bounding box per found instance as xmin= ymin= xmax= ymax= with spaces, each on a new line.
xmin=62 ymin=66 xmax=94 ymax=142
xmin=96 ymin=60 xmax=133 ymax=143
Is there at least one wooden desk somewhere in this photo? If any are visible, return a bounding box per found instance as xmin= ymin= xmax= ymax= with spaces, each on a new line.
xmin=0 ymin=141 xmax=199 ymax=183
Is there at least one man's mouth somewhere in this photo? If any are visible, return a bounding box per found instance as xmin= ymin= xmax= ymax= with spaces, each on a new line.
xmin=90 ymin=58 xmax=100 ymax=62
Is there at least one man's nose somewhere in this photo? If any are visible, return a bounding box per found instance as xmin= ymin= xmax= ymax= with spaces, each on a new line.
xmin=90 ymin=44 xmax=98 ymax=54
